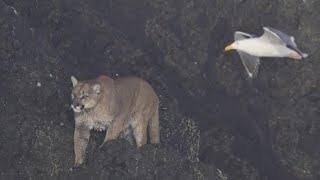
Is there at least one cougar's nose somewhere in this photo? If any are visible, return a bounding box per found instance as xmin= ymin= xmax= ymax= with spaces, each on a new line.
xmin=72 ymin=102 xmax=78 ymax=107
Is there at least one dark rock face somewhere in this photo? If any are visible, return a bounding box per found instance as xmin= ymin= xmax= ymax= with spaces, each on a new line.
xmin=61 ymin=140 xmax=217 ymax=180
xmin=0 ymin=0 xmax=319 ymax=179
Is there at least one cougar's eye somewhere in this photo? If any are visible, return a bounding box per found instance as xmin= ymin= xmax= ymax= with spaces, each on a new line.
xmin=81 ymin=94 xmax=89 ymax=99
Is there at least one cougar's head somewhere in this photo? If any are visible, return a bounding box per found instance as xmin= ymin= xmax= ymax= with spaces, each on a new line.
xmin=70 ymin=76 xmax=101 ymax=113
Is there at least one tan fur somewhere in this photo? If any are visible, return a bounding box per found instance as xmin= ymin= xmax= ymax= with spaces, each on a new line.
xmin=70 ymin=75 xmax=160 ymax=167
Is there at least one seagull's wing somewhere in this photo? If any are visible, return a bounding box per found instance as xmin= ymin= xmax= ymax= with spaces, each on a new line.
xmin=263 ymin=27 xmax=308 ymax=58
xmin=234 ymin=31 xmax=260 ymax=78
xmin=237 ymin=50 xmax=260 ymax=78
xmin=234 ymin=31 xmax=256 ymax=41
xmin=264 ymin=27 xmax=297 ymax=47
xmin=260 ymin=27 xmax=286 ymax=45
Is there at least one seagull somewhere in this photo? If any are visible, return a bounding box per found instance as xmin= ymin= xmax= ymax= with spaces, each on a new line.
xmin=224 ymin=27 xmax=308 ymax=78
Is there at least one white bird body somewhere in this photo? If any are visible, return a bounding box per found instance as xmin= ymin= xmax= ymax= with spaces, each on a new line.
xmin=236 ymin=38 xmax=294 ymax=57
xmin=224 ymin=27 xmax=308 ymax=78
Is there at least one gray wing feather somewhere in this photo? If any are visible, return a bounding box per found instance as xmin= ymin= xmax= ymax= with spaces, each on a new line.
xmin=237 ymin=50 xmax=260 ymax=78
xmin=234 ymin=31 xmax=255 ymax=41
xmin=265 ymin=27 xmax=297 ymax=47
xmin=263 ymin=27 xmax=309 ymax=58
xmin=261 ymin=27 xmax=298 ymax=48
xmin=260 ymin=27 xmax=284 ymax=45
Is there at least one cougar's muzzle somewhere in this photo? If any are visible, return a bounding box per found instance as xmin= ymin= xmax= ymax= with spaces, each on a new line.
xmin=71 ymin=102 xmax=84 ymax=112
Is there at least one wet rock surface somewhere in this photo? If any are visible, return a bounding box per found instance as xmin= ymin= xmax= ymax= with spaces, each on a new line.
xmin=0 ymin=0 xmax=319 ymax=179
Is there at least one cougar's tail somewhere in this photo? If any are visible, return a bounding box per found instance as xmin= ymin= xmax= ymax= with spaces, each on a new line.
xmin=148 ymin=106 xmax=160 ymax=144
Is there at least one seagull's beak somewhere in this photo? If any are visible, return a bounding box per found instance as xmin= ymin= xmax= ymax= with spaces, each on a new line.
xmin=224 ymin=43 xmax=234 ymax=52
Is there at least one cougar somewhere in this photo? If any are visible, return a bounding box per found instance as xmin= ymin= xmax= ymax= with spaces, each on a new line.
xmin=70 ymin=75 xmax=160 ymax=168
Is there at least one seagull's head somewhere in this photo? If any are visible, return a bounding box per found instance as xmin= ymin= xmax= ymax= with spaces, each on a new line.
xmin=224 ymin=41 xmax=239 ymax=52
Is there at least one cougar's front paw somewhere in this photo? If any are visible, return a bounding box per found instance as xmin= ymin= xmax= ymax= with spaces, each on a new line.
xmin=99 ymin=142 xmax=106 ymax=149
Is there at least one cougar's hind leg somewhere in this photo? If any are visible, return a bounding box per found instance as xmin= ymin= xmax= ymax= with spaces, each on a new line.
xmin=132 ymin=114 xmax=148 ymax=148
xmin=148 ymin=108 xmax=160 ymax=144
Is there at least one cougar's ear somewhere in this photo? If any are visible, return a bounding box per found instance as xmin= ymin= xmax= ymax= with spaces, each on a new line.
xmin=71 ymin=76 xmax=78 ymax=87
xmin=92 ymin=84 xmax=101 ymax=94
